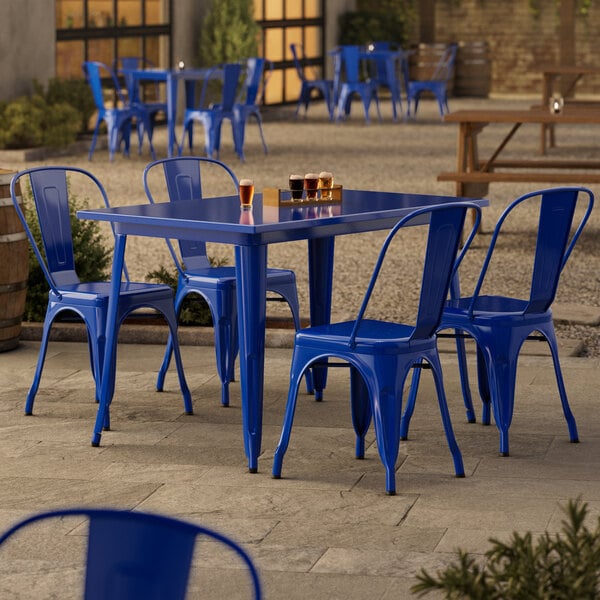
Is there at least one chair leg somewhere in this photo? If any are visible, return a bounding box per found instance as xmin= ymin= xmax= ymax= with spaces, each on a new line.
xmin=272 ymin=356 xmax=306 ymax=478
xmin=162 ymin=308 xmax=193 ymax=415
xmin=350 ymin=366 xmax=371 ymax=458
xmin=429 ymin=353 xmax=465 ymax=478
xmin=25 ymin=315 xmax=54 ymax=415
xmin=544 ymin=326 xmax=579 ymax=443
xmin=455 ymin=331 xmax=476 ymax=423
xmin=476 ymin=345 xmax=492 ymax=425
xmin=400 ymin=364 xmax=421 ymax=440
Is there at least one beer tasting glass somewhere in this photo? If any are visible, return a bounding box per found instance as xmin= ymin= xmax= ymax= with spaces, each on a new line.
xmin=239 ymin=178 xmax=254 ymax=208
xmin=304 ymin=173 xmax=319 ymax=201
xmin=289 ymin=174 xmax=304 ymax=200
xmin=318 ymin=171 xmax=334 ymax=200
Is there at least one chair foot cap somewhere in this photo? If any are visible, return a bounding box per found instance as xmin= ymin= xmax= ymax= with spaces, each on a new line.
xmin=272 ymin=474 xmax=281 ymax=479
xmin=91 ymin=441 xmax=100 ymax=447
xmin=467 ymin=417 xmax=476 ymax=424
xmin=571 ymin=438 xmax=580 ymax=443
xmin=184 ymin=410 xmax=193 ymax=416
xmin=24 ymin=412 xmax=33 ymax=416
xmin=248 ymin=467 xmax=258 ymax=474
xmin=386 ymin=490 xmax=396 ymax=496
xmin=456 ymin=473 xmax=466 ymax=478
xmin=400 ymin=436 xmax=407 ymax=441
xmin=500 ymin=451 xmax=509 ymax=457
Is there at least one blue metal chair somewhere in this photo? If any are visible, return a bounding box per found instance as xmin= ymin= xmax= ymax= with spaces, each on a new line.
xmin=404 ymin=43 xmax=457 ymax=119
xmin=180 ymin=63 xmax=242 ymax=159
xmin=143 ymin=156 xmax=313 ymax=407
xmin=402 ymin=187 xmax=595 ymax=457
xmin=114 ymin=56 xmax=167 ymax=155
xmin=364 ymin=42 xmax=405 ymax=122
xmin=333 ymin=45 xmax=381 ymax=124
xmin=82 ymin=61 xmax=155 ymax=161
xmin=0 ymin=508 xmax=262 ymax=599
xmin=290 ymin=43 xmax=334 ymax=121
xmin=232 ymin=57 xmax=272 ymax=161
xmin=272 ymin=202 xmax=482 ymax=495
xmin=10 ymin=166 xmax=192 ymax=424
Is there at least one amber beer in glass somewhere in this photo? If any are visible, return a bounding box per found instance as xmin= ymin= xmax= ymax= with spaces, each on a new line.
xmin=239 ymin=178 xmax=254 ymax=208
xmin=318 ymin=171 xmax=334 ymax=200
xmin=304 ymin=173 xmax=319 ymax=201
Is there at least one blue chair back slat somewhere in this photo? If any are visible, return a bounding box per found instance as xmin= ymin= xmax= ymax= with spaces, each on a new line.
xmin=221 ymin=62 xmax=242 ymax=112
xmin=340 ymin=46 xmax=362 ymax=84
xmin=414 ymin=207 xmax=469 ymax=339
xmin=528 ymin=189 xmax=578 ymax=312
xmin=83 ymin=61 xmax=108 ymax=112
xmin=28 ymin=169 xmax=78 ymax=285
xmin=349 ymin=202 xmax=480 ymax=347
xmin=162 ymin=159 xmax=210 ymax=269
xmin=242 ymin=57 xmax=264 ymax=105
xmin=0 ymin=508 xmax=262 ymax=600
xmin=146 ymin=157 xmax=239 ymax=272
xmin=468 ymin=186 xmax=594 ymax=317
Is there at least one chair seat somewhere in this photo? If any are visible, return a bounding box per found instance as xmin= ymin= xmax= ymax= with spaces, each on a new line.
xmin=185 ymin=266 xmax=296 ymax=287
xmin=444 ymin=295 xmax=552 ymax=322
xmin=296 ymin=320 xmax=428 ymax=352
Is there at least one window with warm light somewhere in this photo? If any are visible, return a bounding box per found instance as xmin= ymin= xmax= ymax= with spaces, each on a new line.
xmin=56 ymin=0 xmax=171 ymax=79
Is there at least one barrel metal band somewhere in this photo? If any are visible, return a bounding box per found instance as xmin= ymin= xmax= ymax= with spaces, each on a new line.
xmin=0 ymin=316 xmax=23 ymax=328
xmin=0 ymin=232 xmax=27 ymax=243
xmin=0 ymin=280 xmax=27 ymax=293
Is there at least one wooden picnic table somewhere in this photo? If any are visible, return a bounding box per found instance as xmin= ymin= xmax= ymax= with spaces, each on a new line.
xmin=438 ymin=107 xmax=600 ymax=200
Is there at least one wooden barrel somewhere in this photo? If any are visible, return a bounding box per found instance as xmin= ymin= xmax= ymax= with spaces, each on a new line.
xmin=409 ymin=43 xmax=455 ymax=96
xmin=0 ymin=169 xmax=28 ymax=352
xmin=454 ymin=41 xmax=491 ymax=97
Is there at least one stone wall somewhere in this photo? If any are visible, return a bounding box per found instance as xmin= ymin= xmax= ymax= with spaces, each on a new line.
xmin=431 ymin=0 xmax=600 ymax=97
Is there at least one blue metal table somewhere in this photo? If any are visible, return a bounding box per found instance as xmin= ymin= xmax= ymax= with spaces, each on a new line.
xmin=119 ymin=67 xmax=215 ymax=157
xmin=78 ymin=190 xmax=488 ymax=473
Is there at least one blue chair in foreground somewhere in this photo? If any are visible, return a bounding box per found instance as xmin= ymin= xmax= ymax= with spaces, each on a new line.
xmin=333 ymin=45 xmax=381 ymax=124
xmin=232 ymin=57 xmax=272 ymax=161
xmin=143 ymin=156 xmax=313 ymax=407
xmin=404 ymin=43 xmax=457 ymax=119
xmin=180 ymin=62 xmax=242 ymax=159
xmin=272 ymin=202 xmax=482 ymax=495
xmin=10 ymin=166 xmax=191 ymax=425
xmin=83 ymin=61 xmax=155 ymax=161
xmin=401 ymin=187 xmax=594 ymax=457
xmin=290 ymin=43 xmax=334 ymax=120
xmin=0 ymin=508 xmax=262 ymax=599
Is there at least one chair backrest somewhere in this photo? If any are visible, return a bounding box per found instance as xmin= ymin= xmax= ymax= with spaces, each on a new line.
xmin=0 ymin=508 xmax=262 ymax=600
xmin=338 ymin=45 xmax=362 ymax=85
xmin=10 ymin=166 xmax=124 ymax=295
xmin=290 ymin=43 xmax=307 ymax=82
xmin=430 ymin=43 xmax=457 ymax=82
xmin=349 ymin=202 xmax=482 ymax=347
xmin=143 ymin=157 xmax=239 ymax=272
xmin=82 ymin=61 xmax=127 ymax=111
xmin=467 ymin=186 xmax=594 ymax=316
xmin=216 ymin=62 xmax=243 ymax=112
xmin=239 ymin=57 xmax=272 ymax=106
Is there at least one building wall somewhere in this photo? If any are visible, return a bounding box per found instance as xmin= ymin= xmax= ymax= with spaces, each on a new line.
xmin=434 ymin=0 xmax=600 ymax=97
xmin=0 ymin=1 xmax=55 ymax=101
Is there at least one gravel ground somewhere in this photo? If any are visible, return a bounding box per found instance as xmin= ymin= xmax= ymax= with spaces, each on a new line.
xmin=7 ymin=96 xmax=599 ymax=355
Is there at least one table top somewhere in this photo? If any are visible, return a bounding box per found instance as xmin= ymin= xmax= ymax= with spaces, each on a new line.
xmin=120 ymin=66 xmax=215 ymax=81
xmin=540 ymin=65 xmax=600 ymax=76
xmin=78 ymin=189 xmax=487 ymax=246
xmin=444 ymin=107 xmax=600 ymax=125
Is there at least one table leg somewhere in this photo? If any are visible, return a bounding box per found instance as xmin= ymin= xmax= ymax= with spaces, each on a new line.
xmin=235 ymin=244 xmax=267 ymax=473
xmin=166 ymin=74 xmax=177 ymax=157
xmin=91 ymin=233 xmax=126 ymax=447
xmin=307 ymin=236 xmax=335 ymax=400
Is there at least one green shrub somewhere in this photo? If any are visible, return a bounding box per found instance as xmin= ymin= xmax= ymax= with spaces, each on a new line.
xmin=411 ymin=498 xmax=600 ymax=599
xmin=40 ymin=77 xmax=96 ymax=134
xmin=23 ymin=183 xmax=111 ymax=322
xmin=338 ymin=0 xmax=416 ymax=47
xmin=198 ymin=0 xmax=260 ymax=66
